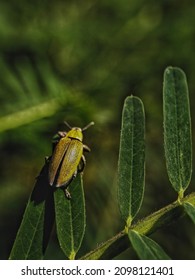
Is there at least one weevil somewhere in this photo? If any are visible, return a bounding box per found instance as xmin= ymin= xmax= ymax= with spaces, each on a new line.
xmin=48 ymin=121 xmax=94 ymax=199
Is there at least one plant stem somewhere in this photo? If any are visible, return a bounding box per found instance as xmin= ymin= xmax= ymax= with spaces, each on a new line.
xmin=81 ymin=192 xmax=195 ymax=260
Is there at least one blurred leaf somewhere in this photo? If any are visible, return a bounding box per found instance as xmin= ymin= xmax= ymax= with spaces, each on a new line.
xmin=54 ymin=175 xmax=85 ymax=260
xmin=9 ymin=163 xmax=54 ymax=260
xmin=128 ymin=230 xmax=171 ymax=260
xmin=163 ymin=67 xmax=192 ymax=197
xmin=0 ymin=99 xmax=63 ymax=133
xmin=118 ymin=96 xmax=145 ymax=226
xmin=183 ymin=202 xmax=195 ymax=224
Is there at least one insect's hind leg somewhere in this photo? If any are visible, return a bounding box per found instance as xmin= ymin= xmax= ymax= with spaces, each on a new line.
xmin=62 ymin=170 xmax=77 ymax=199
xmin=64 ymin=189 xmax=71 ymax=200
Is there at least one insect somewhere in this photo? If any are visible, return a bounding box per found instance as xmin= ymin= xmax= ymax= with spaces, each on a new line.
xmin=48 ymin=121 xmax=94 ymax=199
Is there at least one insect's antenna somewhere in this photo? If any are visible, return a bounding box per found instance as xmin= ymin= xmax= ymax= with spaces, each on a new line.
xmin=64 ymin=121 xmax=72 ymax=130
xmin=82 ymin=121 xmax=95 ymax=131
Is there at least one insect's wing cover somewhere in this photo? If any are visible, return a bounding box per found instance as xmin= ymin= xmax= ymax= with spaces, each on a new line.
xmin=56 ymin=140 xmax=83 ymax=187
xmin=49 ymin=137 xmax=71 ymax=186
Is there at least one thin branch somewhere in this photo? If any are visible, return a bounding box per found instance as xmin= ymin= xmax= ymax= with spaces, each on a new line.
xmin=81 ymin=192 xmax=195 ymax=259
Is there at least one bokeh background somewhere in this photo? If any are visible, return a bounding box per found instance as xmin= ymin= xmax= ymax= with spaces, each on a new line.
xmin=1 ymin=0 xmax=195 ymax=259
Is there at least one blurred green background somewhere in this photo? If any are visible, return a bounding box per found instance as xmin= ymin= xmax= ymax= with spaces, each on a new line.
xmin=1 ymin=0 xmax=195 ymax=259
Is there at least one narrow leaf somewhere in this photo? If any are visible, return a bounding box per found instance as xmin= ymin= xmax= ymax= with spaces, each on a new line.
xmin=82 ymin=192 xmax=195 ymax=260
xmin=183 ymin=202 xmax=195 ymax=224
xmin=128 ymin=230 xmax=170 ymax=260
xmin=163 ymin=67 xmax=192 ymax=196
xmin=118 ymin=96 xmax=145 ymax=225
xmin=9 ymin=163 xmax=54 ymax=260
xmin=54 ymin=175 xmax=85 ymax=260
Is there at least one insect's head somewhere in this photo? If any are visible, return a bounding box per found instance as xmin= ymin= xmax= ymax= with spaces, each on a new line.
xmin=64 ymin=121 xmax=94 ymax=141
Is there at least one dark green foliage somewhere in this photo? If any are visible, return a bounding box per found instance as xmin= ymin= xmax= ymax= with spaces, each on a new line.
xmin=2 ymin=1 xmax=195 ymax=260
xmin=6 ymin=67 xmax=195 ymax=260
xmin=9 ymin=163 xmax=54 ymax=259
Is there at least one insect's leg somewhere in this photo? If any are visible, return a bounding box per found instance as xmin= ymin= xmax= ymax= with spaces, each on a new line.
xmin=65 ymin=189 xmax=71 ymax=200
xmin=52 ymin=131 xmax=67 ymax=143
xmin=63 ymin=170 xmax=77 ymax=199
xmin=45 ymin=156 xmax=51 ymax=163
xmin=58 ymin=131 xmax=67 ymax=138
xmin=83 ymin=144 xmax=91 ymax=152
xmin=78 ymin=155 xmax=86 ymax=173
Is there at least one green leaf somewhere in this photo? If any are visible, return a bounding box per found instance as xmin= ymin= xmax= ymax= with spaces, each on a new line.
xmin=128 ymin=230 xmax=171 ymax=260
xmin=163 ymin=67 xmax=192 ymax=197
xmin=54 ymin=175 xmax=86 ymax=260
xmin=9 ymin=163 xmax=54 ymax=260
xmin=183 ymin=202 xmax=195 ymax=224
xmin=82 ymin=192 xmax=195 ymax=260
xmin=118 ymin=96 xmax=145 ymax=226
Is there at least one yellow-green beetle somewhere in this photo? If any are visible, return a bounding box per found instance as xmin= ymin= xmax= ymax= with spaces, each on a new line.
xmin=48 ymin=121 xmax=94 ymax=198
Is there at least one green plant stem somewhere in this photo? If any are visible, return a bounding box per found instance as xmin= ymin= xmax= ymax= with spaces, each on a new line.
xmin=81 ymin=192 xmax=195 ymax=260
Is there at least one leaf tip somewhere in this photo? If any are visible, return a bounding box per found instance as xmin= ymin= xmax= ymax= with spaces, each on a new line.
xmin=164 ymin=66 xmax=186 ymax=79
